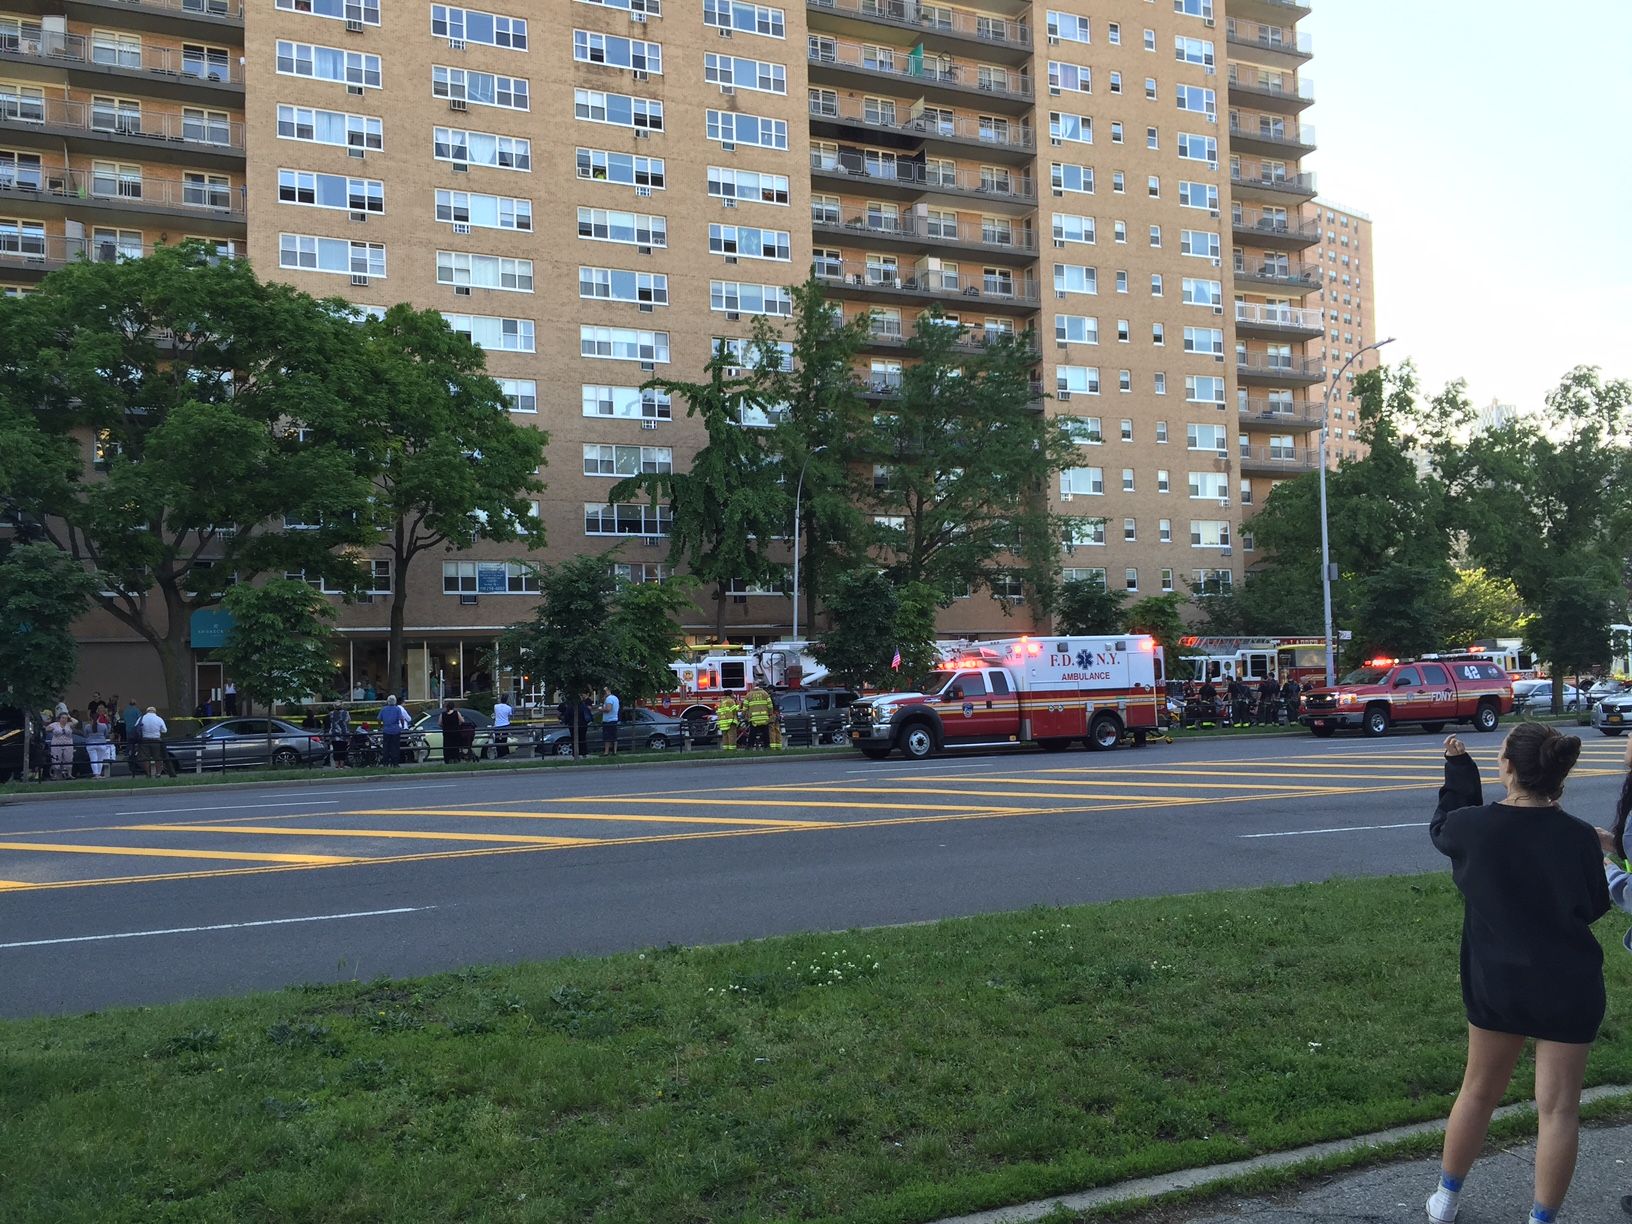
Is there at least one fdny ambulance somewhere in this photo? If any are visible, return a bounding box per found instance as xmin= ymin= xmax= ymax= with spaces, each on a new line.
xmin=846 ymin=634 xmax=1167 ymax=760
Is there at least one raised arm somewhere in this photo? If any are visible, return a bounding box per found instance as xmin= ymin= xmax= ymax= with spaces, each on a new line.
xmin=1431 ymin=736 xmax=1483 ymax=855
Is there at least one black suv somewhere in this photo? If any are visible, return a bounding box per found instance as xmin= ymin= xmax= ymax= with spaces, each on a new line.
xmin=774 ymin=688 xmax=860 ymax=745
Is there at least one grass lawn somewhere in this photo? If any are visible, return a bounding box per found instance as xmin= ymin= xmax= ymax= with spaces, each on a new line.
xmin=8 ymin=874 xmax=1632 ymax=1224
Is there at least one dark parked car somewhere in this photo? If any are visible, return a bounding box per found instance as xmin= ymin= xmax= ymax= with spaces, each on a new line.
xmin=163 ymin=718 xmax=332 ymax=771
xmin=534 ymin=707 xmax=714 ymax=757
xmin=775 ymin=688 xmax=860 ymax=745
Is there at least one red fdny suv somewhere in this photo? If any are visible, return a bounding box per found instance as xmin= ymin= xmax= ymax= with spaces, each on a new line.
xmin=1299 ymin=656 xmax=1514 ymax=738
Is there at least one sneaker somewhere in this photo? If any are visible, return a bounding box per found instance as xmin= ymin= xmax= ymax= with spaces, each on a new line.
xmin=1427 ymin=1188 xmax=1459 ymax=1223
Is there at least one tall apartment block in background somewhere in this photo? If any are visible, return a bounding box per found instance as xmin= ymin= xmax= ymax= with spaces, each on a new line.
xmin=1 ymin=0 xmax=1333 ymax=705
xmin=1307 ymin=198 xmax=1373 ymax=465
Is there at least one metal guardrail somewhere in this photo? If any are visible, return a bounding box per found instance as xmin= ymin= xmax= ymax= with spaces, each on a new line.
xmin=0 ymin=29 xmax=244 ymax=84
xmin=0 ymin=95 xmax=246 ymax=151
xmin=813 ymin=214 xmax=1038 ymax=254
xmin=808 ymin=39 xmax=1032 ymax=101
xmin=1228 ymin=120 xmax=1316 ymax=150
xmin=815 ymin=265 xmax=1041 ymax=306
xmin=0 ymin=166 xmax=245 ymax=217
xmin=806 ymin=0 xmax=1031 ymax=51
xmin=808 ymin=96 xmax=1034 ymax=153
xmin=1232 ymin=209 xmax=1321 ymax=241
xmin=811 ymin=155 xmax=1037 ymax=203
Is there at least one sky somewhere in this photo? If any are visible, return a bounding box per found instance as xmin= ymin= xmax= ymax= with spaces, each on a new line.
xmin=1299 ymin=1 xmax=1632 ymax=413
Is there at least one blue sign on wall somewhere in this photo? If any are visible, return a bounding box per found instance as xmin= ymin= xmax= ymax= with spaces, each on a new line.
xmin=190 ymin=606 xmax=236 ymax=649
xmin=476 ymin=563 xmax=508 ymax=594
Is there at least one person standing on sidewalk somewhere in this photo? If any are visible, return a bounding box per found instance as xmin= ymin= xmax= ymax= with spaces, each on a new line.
xmin=46 ymin=711 xmax=77 ymax=780
xmin=137 ymin=706 xmax=167 ymax=778
xmin=744 ymin=683 xmax=773 ymax=751
xmin=1427 ymin=725 xmax=1604 ymax=1224
xmin=492 ymin=693 xmax=513 ymax=758
xmin=378 ymin=695 xmax=409 ymax=767
xmin=600 ymin=687 xmax=620 ymax=756
xmin=716 ymin=692 xmax=740 ymax=751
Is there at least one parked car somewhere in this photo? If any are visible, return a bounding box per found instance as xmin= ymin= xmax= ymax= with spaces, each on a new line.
xmin=163 ymin=718 xmax=331 ymax=771
xmin=1593 ymin=690 xmax=1632 ymax=737
xmin=1511 ymin=680 xmax=1582 ymax=715
xmin=407 ymin=707 xmax=496 ymax=762
xmin=1587 ymin=679 xmax=1628 ymax=706
xmin=774 ymin=688 xmax=860 ymax=745
xmin=534 ymin=707 xmax=713 ymax=757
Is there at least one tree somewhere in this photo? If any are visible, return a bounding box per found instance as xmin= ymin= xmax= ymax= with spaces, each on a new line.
xmin=217 ymin=580 xmax=337 ymax=766
xmin=500 ymin=555 xmax=621 ymax=755
xmin=0 ymin=244 xmax=375 ymax=712
xmin=1055 ymin=578 xmax=1128 ymax=636
xmin=611 ymin=344 xmax=788 ymax=639
xmin=1348 ymin=562 xmax=1452 ymax=662
xmin=756 ymin=277 xmax=873 ymax=634
xmin=346 ymin=304 xmax=547 ymax=697
xmin=893 ymin=581 xmax=943 ymax=681
xmin=1526 ymin=569 xmax=1623 ymax=711
xmin=813 ymin=569 xmax=901 ymax=689
xmin=867 ymin=311 xmax=1072 ymax=606
xmin=610 ymin=574 xmax=696 ymax=703
xmin=1125 ymin=594 xmax=1187 ymax=669
xmin=0 ymin=543 xmax=95 ymax=778
xmin=1440 ymin=568 xmax=1526 ymax=648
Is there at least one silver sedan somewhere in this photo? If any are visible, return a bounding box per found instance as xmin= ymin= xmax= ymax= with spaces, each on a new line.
xmin=163 ymin=718 xmax=332 ymax=771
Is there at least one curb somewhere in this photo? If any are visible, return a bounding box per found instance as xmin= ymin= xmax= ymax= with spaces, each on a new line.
xmin=0 ymin=745 xmax=849 ymax=805
xmin=927 ymin=1084 xmax=1632 ymax=1224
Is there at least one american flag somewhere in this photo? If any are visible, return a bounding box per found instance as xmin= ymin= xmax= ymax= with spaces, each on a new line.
xmin=890 ymin=648 xmax=901 ymax=670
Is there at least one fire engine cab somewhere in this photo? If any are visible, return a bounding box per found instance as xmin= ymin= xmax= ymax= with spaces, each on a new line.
xmin=650 ymin=642 xmax=831 ymax=725
xmin=846 ymin=634 xmax=1166 ymax=760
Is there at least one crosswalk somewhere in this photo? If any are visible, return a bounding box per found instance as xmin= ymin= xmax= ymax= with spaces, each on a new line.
xmin=1 ymin=739 xmax=1624 ymax=894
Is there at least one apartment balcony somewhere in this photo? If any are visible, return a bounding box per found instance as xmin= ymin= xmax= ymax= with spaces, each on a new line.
xmin=1228 ymin=119 xmax=1316 ymax=157
xmin=1238 ymin=443 xmax=1321 ymax=475
xmin=816 ymin=262 xmax=1040 ymax=315
xmin=813 ymin=213 xmax=1037 ymax=263
xmin=1225 ymin=7 xmax=1313 ymax=52
xmin=0 ymin=231 xmax=168 ymax=278
xmin=1230 ymin=168 xmax=1317 ymax=203
xmin=1226 ymin=66 xmax=1313 ymax=113
xmin=859 ymin=320 xmax=1039 ymax=358
xmin=5 ymin=0 xmax=244 ymax=37
xmin=1238 ymin=399 xmax=1324 ymax=433
xmin=1232 ymin=259 xmax=1322 ymax=294
xmin=805 ymin=0 xmax=1032 ymax=64
xmin=0 ymin=30 xmax=243 ymax=102
xmin=1236 ymin=355 xmax=1326 ymax=386
xmin=1231 ymin=207 xmax=1320 ymax=250
xmin=807 ymin=95 xmax=1035 ymax=164
xmin=859 ymin=373 xmax=1047 ymax=402
xmin=0 ymin=165 xmax=245 ymax=227
xmin=811 ymin=153 xmax=1036 ymax=215
xmin=1233 ymin=301 xmax=1323 ymax=340
xmin=0 ymin=96 xmax=243 ymax=168
xmin=808 ymin=38 xmax=1033 ymax=114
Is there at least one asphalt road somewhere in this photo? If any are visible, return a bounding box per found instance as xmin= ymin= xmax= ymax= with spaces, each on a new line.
xmin=1 ymin=728 xmax=1627 ymax=1018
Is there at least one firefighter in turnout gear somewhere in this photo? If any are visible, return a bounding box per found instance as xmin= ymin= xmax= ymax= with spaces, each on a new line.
xmin=716 ymin=693 xmax=741 ymax=751
xmin=744 ymin=683 xmax=774 ymax=751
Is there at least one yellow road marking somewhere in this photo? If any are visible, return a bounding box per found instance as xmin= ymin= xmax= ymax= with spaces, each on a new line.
xmin=0 ymin=880 xmax=32 ymax=890
xmin=0 ymin=841 xmax=351 ymax=865
xmin=349 ymin=808 xmax=834 ymax=827
xmin=842 ymin=775 xmax=1379 ymax=792
xmin=1040 ymin=768 xmax=1446 ymax=782
xmin=125 ymin=824 xmax=599 ymax=847
xmin=540 ymin=796 xmax=1039 ymax=813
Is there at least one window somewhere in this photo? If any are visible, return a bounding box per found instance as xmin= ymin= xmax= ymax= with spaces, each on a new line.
xmin=585 ymin=503 xmax=673 ymax=536
xmin=1113 ymin=221 xmax=1126 ymax=244
xmin=1181 ymin=277 xmax=1223 ymax=306
xmin=1124 ymin=568 xmax=1138 ymax=592
xmin=1053 ymin=264 xmax=1097 ymax=295
xmin=1157 ymin=470 xmax=1170 ymax=493
xmin=572 ymin=88 xmax=658 ymax=129
xmin=703 ymin=0 xmax=784 ymax=38
xmin=1055 ymin=314 xmax=1098 ymax=344
xmin=708 ymin=224 xmax=791 ymax=261
xmin=1061 ymin=466 xmax=1104 ymax=496
xmin=1159 ymin=519 xmax=1173 ymax=543
xmin=1121 ymin=468 xmax=1134 ymax=491
xmin=442 ymin=190 xmax=533 ymax=231
xmin=1190 ymin=520 xmax=1230 ymax=548
xmin=275 ymin=40 xmax=381 ymax=88
xmin=1186 ymin=423 xmax=1226 ymax=450
xmin=435 ymin=126 xmax=532 ymax=171
xmin=1180 ymin=228 xmax=1220 ymax=259
xmin=442 ymin=561 xmax=538 ymax=593
xmin=1108 ymin=22 xmax=1120 ymax=44
xmin=1111 ymin=121 xmax=1124 ymax=144
xmin=498 ymin=378 xmax=536 ymax=412
xmin=277 ymin=169 xmax=382 ymax=213
xmin=1064 ymin=519 xmax=1106 ymax=547
xmin=1187 ymin=471 xmax=1228 ymax=499
xmin=1112 ymin=171 xmax=1125 ymax=193
xmin=1175 ymin=84 xmax=1216 ymax=117
xmin=583 ymin=444 xmax=672 ymax=476
xmin=578 ymin=265 xmax=667 ymax=304
xmin=1178 ymin=132 xmax=1218 ymax=163
xmin=1151 ymin=273 xmax=1164 ymax=295
xmin=1050 ymin=163 xmax=1094 ymax=194
xmin=1182 ymin=328 xmax=1224 ymax=356
xmin=277 ymin=104 xmax=381 ymax=150
xmin=1123 ymin=517 xmax=1136 ymax=541
xmin=582 ymin=384 xmax=672 ymax=420
xmin=1145 ymin=77 xmax=1157 ymax=99
xmin=1174 ymin=36 xmax=1215 ymax=68
xmin=1048 ymin=61 xmax=1092 ymax=94
xmin=279 ymin=0 xmax=381 ymax=22
xmin=573 ymin=30 xmax=662 ymax=74
xmin=708 ymin=166 xmax=790 ymax=205
xmin=1186 ymin=374 xmax=1226 ymax=403
xmin=91 ymin=30 xmax=143 ymax=69
xmin=705 ymin=53 xmax=786 ymax=93
xmin=433 ymin=4 xmax=526 ymax=48
xmin=183 ymin=172 xmax=232 ymax=209
xmin=1147 ymin=127 xmax=1159 ymax=150
xmin=579 ymin=326 xmax=669 ymax=362
xmin=1109 ymin=71 xmax=1122 ymax=93
xmin=1148 ymin=175 xmax=1161 ymax=198
xmin=1057 ymin=366 xmax=1101 ymax=396
xmin=1115 ymin=271 xmax=1128 ymax=293
xmin=610 ymin=562 xmax=674 ymax=585
xmin=0 ymin=151 xmax=42 ymax=191
xmin=278 ymin=233 xmax=385 ymax=277
xmin=1047 ymin=11 xmax=1090 ymax=42
xmin=706 ymin=110 xmax=787 ymax=149
xmin=1116 ymin=320 xmax=1130 ymax=344
xmin=1050 ymin=111 xmax=1091 ymax=144
xmin=439 ymin=251 xmax=535 ymax=292
xmin=443 ymin=312 xmax=535 ymax=351
xmin=576 ymin=147 xmax=664 ymax=189
xmin=1052 ymin=213 xmax=1095 ymax=245
xmin=0 ymin=82 xmax=45 ymax=122
xmin=1152 ymin=322 xmax=1165 ymax=345
xmin=710 ymin=281 xmax=792 ymax=316
xmin=89 ymin=227 xmax=143 ymax=261
xmin=1119 ymin=370 xmax=1132 ymax=393
xmin=1062 ymin=415 xmax=1102 ymax=444
xmin=1063 ymin=567 xmax=1108 ymax=586
xmin=577 ymin=206 xmax=663 ymax=245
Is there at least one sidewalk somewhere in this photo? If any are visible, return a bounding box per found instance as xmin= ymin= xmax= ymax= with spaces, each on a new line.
xmin=934 ymin=1088 xmax=1632 ymax=1224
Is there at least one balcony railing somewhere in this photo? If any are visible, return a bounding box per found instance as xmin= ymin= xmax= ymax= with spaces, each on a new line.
xmin=1226 ymin=67 xmax=1314 ymax=105
xmin=808 ymin=96 xmax=1034 ymax=154
xmin=1225 ymin=17 xmax=1313 ymax=56
xmin=1230 ymin=169 xmax=1317 ymax=198
xmin=817 ymin=261 xmax=1040 ymax=306
xmin=1228 ymin=120 xmax=1316 ymax=151
xmin=0 ymin=29 xmax=243 ymax=84
xmin=112 ymin=0 xmax=245 ymax=20
xmin=0 ymin=165 xmax=245 ymax=218
xmin=1234 ymin=302 xmax=1323 ymax=330
xmin=0 ymin=232 xmax=168 ymax=269
xmin=814 ymin=213 xmax=1038 ymax=255
xmin=1239 ymin=399 xmax=1324 ymax=429
xmin=806 ymin=0 xmax=1031 ymax=52
xmin=811 ymin=154 xmax=1037 ymax=203
xmin=864 ymin=321 xmax=1037 ymax=355
xmin=1236 ymin=355 xmax=1326 ymax=382
xmin=808 ymin=39 xmax=1032 ymax=102
xmin=0 ymin=95 xmax=245 ymax=152
xmin=1239 ymin=443 xmax=1320 ymax=473
xmin=1233 ymin=261 xmax=1322 ymax=290
xmin=1232 ymin=208 xmax=1321 ymax=243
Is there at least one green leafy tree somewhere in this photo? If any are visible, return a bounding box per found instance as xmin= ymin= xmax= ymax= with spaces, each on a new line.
xmin=1055 ymin=578 xmax=1128 ymax=636
xmin=867 ymin=311 xmax=1071 ymax=606
xmin=1125 ymin=593 xmax=1187 ymax=669
xmin=1440 ymin=568 xmax=1526 ymax=648
xmin=347 ymin=304 xmax=547 ymax=697
xmin=499 ymin=555 xmax=621 ymax=756
xmin=1526 ymin=568 xmax=1623 ymax=710
xmin=0 ymin=543 xmax=95 ymax=777
xmin=755 ymin=276 xmax=873 ymax=633
xmin=0 ymin=244 xmax=375 ymax=712
xmin=610 ymin=574 xmax=697 ymax=703
xmin=611 ymin=344 xmax=788 ymax=639
xmin=813 ymin=568 xmax=901 ymax=689
xmin=1348 ymin=562 xmax=1452 ymax=662
xmin=217 ymin=580 xmax=337 ymax=764
xmin=893 ymin=581 xmax=943 ymax=680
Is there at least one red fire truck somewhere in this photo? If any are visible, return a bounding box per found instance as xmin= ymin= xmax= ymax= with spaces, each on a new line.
xmin=647 ymin=642 xmax=831 ymax=726
xmin=1179 ymin=635 xmax=1328 ymax=684
xmin=846 ymin=634 xmax=1167 ymax=760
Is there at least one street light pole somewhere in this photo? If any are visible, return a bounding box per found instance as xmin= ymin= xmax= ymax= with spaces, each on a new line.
xmin=790 ymin=444 xmax=828 ymax=644
xmin=1319 ymin=336 xmax=1395 ymax=687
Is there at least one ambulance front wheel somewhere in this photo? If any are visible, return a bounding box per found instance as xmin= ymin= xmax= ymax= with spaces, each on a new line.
xmin=899 ymin=723 xmax=937 ymax=761
xmin=1086 ymin=713 xmax=1124 ymax=751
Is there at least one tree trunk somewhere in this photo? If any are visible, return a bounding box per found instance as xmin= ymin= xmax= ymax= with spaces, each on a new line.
xmin=714 ymin=585 xmax=728 ymax=641
xmin=386 ymin=523 xmax=410 ymax=700
xmin=158 ymin=620 xmax=193 ymax=717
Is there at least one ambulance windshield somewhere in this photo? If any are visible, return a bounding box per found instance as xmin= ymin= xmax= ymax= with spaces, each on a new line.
xmin=905 ymin=667 xmax=957 ymax=695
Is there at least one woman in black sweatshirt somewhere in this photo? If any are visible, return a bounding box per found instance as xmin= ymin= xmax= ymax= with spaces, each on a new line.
xmin=1426 ymin=723 xmax=1606 ymax=1224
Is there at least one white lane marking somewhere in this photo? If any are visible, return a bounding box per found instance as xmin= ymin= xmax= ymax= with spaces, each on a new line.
xmin=116 ymin=801 xmax=344 ymax=816
xmin=1240 ymin=822 xmax=1430 ymax=839
xmin=0 ymin=906 xmax=434 ymax=950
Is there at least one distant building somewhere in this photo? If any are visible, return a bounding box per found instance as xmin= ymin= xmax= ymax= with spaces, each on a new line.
xmin=1306 ymin=200 xmax=1376 ymax=467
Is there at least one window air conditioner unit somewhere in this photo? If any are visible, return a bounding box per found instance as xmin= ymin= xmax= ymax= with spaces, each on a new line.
xmin=725 ymin=311 xmax=740 ymax=320
xmin=345 ymin=18 xmax=363 ymax=32
xmin=1053 ymin=239 xmax=1064 ymax=248
xmin=633 ymin=129 xmax=649 ymax=139
xmin=1060 ymin=492 xmax=1072 ymax=502
xmin=640 ymin=420 xmax=659 ymax=430
xmin=1213 ymin=305 xmax=1223 ymax=315
xmin=459 ymin=593 xmax=478 ymax=605
xmin=639 ymin=361 xmax=655 ymax=371
xmin=718 ymin=27 xmax=731 ymax=36
xmin=451 ymin=222 xmax=470 ymax=234
xmin=720 ymin=85 xmax=734 ymax=95
xmin=721 ymin=141 xmax=735 ymax=151
xmin=1057 ymin=390 xmax=1072 ymax=401
xmin=721 ymin=198 xmax=737 ymax=208
xmin=448 ymin=98 xmax=467 ymax=112
xmin=454 ymin=285 xmax=471 ymax=296
xmin=642 ymin=536 xmax=660 ymax=546
xmin=1211 ymin=257 xmax=1221 ymax=267
xmin=347 ymin=84 xmax=364 ymax=95
xmin=1218 ymin=497 xmax=1230 ymax=507
xmin=1050 ymin=137 xmax=1062 ymax=146
xmin=631 ymin=10 xmax=646 ymax=21
xmin=448 ymin=37 xmax=466 ymax=49
xmin=1204 ymin=16 xmax=1215 ymax=27
xmin=349 ymin=210 xmax=367 ymax=222
xmin=1055 ymin=290 xmax=1066 ymax=300
xmin=1209 ymin=207 xmax=1220 ymax=218
xmin=1220 ymin=546 xmax=1232 ymax=556
xmin=633 ymin=71 xmax=649 ymax=82
xmin=451 ymin=162 xmax=468 ymax=172
xmin=1049 ymin=87 xmax=1061 ymax=96
xmin=638 ymin=302 xmax=653 ymax=312
xmin=635 ymin=186 xmax=653 ymax=197
xmin=350 ymin=274 xmax=369 ymax=286
xmin=1052 ymin=189 xmax=1064 ymax=197
xmin=637 ymin=244 xmax=652 ymax=255
xmin=724 ymin=254 xmax=737 ymax=264
xmin=347 ymin=147 xmax=365 ymax=159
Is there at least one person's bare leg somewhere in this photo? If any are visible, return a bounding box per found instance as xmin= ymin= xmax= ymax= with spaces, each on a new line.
xmin=1441 ymin=1025 xmax=1526 ymax=1179
xmin=1532 ymin=1039 xmax=1591 ymax=1215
